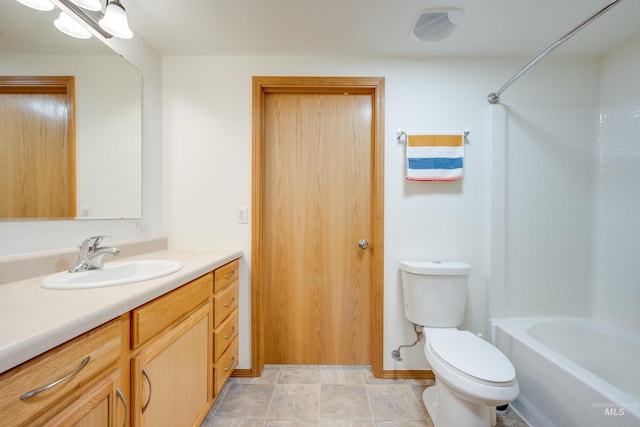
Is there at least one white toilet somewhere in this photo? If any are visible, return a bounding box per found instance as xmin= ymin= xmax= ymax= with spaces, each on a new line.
xmin=400 ymin=261 xmax=519 ymax=427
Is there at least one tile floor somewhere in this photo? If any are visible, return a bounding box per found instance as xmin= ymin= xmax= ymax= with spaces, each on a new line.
xmin=201 ymin=365 xmax=529 ymax=427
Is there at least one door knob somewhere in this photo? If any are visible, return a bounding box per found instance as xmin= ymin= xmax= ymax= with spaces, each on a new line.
xmin=358 ymin=239 xmax=369 ymax=249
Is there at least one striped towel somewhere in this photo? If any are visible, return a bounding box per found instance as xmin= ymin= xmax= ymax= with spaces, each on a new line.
xmin=406 ymin=134 xmax=464 ymax=181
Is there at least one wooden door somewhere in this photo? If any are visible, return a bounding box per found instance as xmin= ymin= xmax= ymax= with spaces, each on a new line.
xmin=0 ymin=76 xmax=76 ymax=219
xmin=262 ymin=91 xmax=373 ymax=365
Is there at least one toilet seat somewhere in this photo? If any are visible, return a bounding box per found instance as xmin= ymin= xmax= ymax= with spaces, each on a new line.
xmin=428 ymin=331 xmax=515 ymax=385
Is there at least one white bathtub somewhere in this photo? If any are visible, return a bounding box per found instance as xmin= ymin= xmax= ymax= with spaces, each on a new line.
xmin=491 ymin=317 xmax=640 ymax=427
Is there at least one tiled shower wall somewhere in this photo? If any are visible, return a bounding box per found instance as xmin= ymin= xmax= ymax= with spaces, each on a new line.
xmin=491 ymin=104 xmax=597 ymax=318
xmin=593 ymin=36 xmax=640 ymax=331
xmin=491 ymin=34 xmax=640 ymax=325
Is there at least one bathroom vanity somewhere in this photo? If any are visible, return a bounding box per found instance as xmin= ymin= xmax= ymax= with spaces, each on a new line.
xmin=0 ymin=244 xmax=241 ymax=427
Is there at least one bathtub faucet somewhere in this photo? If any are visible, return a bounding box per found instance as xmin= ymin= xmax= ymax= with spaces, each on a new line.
xmin=69 ymin=235 xmax=120 ymax=273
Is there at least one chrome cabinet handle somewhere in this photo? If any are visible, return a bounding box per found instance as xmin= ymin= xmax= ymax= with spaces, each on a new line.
xmin=141 ymin=368 xmax=152 ymax=413
xmin=224 ymin=327 xmax=236 ymax=340
xmin=20 ymin=356 xmax=91 ymax=401
xmin=223 ymin=297 xmax=235 ymax=308
xmin=224 ymin=357 xmax=236 ymax=372
xmin=358 ymin=239 xmax=369 ymax=249
xmin=116 ymin=387 xmax=128 ymax=427
xmin=224 ymin=271 xmax=235 ymax=279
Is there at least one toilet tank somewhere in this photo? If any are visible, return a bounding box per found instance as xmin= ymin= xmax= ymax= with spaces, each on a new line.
xmin=400 ymin=261 xmax=470 ymax=327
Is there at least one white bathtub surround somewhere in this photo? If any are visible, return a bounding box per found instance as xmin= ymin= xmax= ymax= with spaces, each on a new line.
xmin=492 ymin=317 xmax=640 ymax=427
xmin=488 ymin=35 xmax=640 ymax=329
xmin=593 ymin=35 xmax=640 ymax=332
xmin=489 ymin=102 xmax=597 ymax=318
xmin=486 ymin=32 xmax=640 ymax=427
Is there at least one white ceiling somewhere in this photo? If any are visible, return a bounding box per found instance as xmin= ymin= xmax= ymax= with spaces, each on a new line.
xmin=123 ymin=0 xmax=640 ymax=58
xmin=0 ymin=1 xmax=113 ymax=55
xmin=2 ymin=0 xmax=639 ymax=58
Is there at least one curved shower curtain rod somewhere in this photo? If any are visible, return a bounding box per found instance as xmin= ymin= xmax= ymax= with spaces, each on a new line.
xmin=487 ymin=0 xmax=623 ymax=104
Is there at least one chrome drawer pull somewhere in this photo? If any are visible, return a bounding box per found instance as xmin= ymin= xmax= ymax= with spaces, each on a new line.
xmin=116 ymin=387 xmax=128 ymax=427
xmin=141 ymin=368 xmax=152 ymax=413
xmin=224 ymin=357 xmax=236 ymax=372
xmin=20 ymin=356 xmax=90 ymax=401
xmin=223 ymin=297 xmax=235 ymax=308
xmin=223 ymin=327 xmax=236 ymax=340
xmin=223 ymin=271 xmax=235 ymax=279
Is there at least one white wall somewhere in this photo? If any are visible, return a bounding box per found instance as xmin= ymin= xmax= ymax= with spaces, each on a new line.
xmin=3 ymin=32 xmax=627 ymax=373
xmin=0 ymin=36 xmax=163 ymax=256
xmin=162 ymin=55 xmax=601 ymax=370
xmin=593 ymin=35 xmax=640 ymax=331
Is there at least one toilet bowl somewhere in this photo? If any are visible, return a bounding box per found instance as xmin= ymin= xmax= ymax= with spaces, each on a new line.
xmin=399 ymin=261 xmax=519 ymax=427
xmin=422 ymin=329 xmax=519 ymax=427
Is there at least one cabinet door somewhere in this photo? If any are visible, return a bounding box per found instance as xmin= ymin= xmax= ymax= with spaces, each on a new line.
xmin=41 ymin=369 xmax=126 ymax=427
xmin=131 ymin=304 xmax=210 ymax=427
xmin=0 ymin=319 xmax=121 ymax=427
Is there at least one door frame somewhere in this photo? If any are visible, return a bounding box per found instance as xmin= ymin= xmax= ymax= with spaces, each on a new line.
xmin=250 ymin=76 xmax=385 ymax=377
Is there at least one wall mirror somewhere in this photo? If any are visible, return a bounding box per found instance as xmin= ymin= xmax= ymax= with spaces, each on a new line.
xmin=0 ymin=0 xmax=142 ymax=220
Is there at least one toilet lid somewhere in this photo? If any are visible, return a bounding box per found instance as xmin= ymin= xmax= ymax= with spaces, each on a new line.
xmin=429 ymin=331 xmax=515 ymax=383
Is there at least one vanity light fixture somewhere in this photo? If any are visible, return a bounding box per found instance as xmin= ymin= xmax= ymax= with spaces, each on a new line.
xmin=14 ymin=0 xmax=134 ymax=40
xmin=15 ymin=0 xmax=55 ymax=11
xmin=99 ymin=0 xmax=133 ymax=39
xmin=54 ymin=10 xmax=92 ymax=38
xmin=57 ymin=0 xmax=133 ymax=39
xmin=68 ymin=0 xmax=101 ymax=12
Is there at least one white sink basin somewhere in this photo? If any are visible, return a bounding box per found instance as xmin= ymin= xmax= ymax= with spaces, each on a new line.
xmin=41 ymin=260 xmax=183 ymax=290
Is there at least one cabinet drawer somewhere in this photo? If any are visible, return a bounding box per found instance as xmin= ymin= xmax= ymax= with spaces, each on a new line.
xmin=213 ymin=337 xmax=238 ymax=397
xmin=132 ymin=272 xmax=212 ymax=348
xmin=213 ymin=308 xmax=239 ymax=362
xmin=0 ymin=319 xmax=121 ymax=427
xmin=213 ymin=280 xmax=239 ymax=328
xmin=214 ymin=259 xmax=239 ymax=293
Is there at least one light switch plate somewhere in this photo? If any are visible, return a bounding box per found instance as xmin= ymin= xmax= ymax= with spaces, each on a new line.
xmin=238 ymin=207 xmax=248 ymax=224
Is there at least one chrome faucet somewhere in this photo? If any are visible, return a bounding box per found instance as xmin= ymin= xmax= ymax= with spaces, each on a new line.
xmin=69 ymin=235 xmax=121 ymax=273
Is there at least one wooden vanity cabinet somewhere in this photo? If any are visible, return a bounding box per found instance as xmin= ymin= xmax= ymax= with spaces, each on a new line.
xmin=41 ymin=368 xmax=125 ymax=427
xmin=129 ymin=273 xmax=213 ymax=427
xmin=0 ymin=317 xmax=126 ymax=427
xmin=0 ymin=257 xmax=240 ymax=427
xmin=212 ymin=259 xmax=240 ymax=397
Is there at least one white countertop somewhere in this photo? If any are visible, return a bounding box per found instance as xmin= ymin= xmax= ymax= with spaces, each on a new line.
xmin=0 ymin=249 xmax=242 ymax=374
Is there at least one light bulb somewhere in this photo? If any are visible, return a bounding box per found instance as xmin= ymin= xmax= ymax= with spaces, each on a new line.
xmin=15 ymin=0 xmax=55 ymax=11
xmin=54 ymin=11 xmax=92 ymax=39
xmin=99 ymin=0 xmax=133 ymax=39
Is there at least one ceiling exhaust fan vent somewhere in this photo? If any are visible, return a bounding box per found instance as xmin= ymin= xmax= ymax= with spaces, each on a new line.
xmin=412 ymin=8 xmax=463 ymax=42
